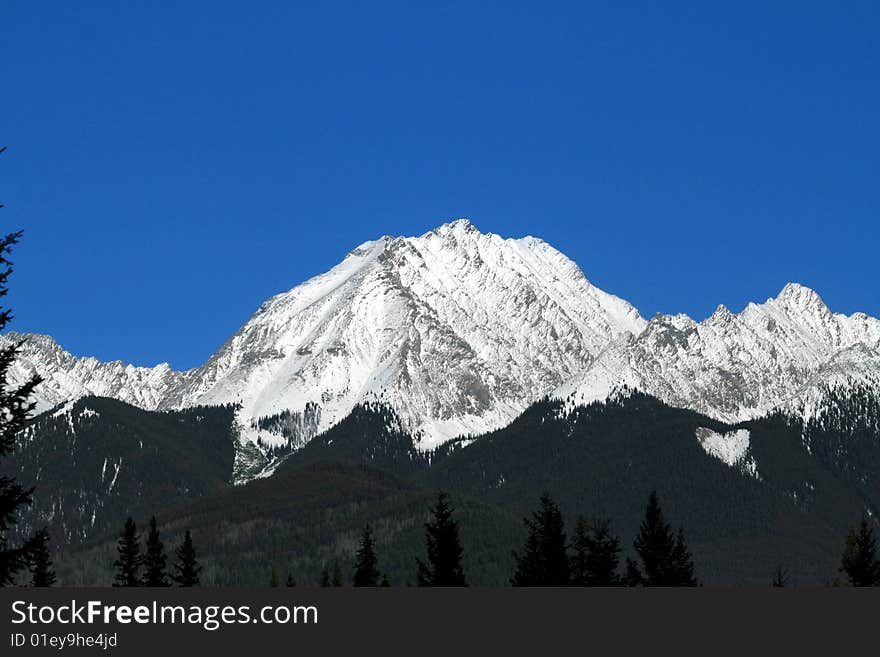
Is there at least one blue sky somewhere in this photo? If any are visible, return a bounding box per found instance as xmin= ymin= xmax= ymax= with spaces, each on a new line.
xmin=2 ymin=1 xmax=878 ymax=369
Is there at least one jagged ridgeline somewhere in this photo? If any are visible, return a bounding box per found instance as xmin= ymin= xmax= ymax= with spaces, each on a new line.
xmin=3 ymin=397 xmax=236 ymax=551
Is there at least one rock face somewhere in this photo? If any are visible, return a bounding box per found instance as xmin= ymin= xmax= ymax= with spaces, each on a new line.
xmin=3 ymin=219 xmax=644 ymax=449
xmin=554 ymin=283 xmax=880 ymax=422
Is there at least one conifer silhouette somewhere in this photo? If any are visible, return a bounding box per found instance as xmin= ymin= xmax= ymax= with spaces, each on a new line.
xmin=511 ymin=493 xmax=569 ymax=586
xmin=570 ymin=516 xmax=621 ymax=586
xmin=113 ymin=517 xmax=141 ymax=587
xmin=353 ymin=525 xmax=380 ymax=586
xmin=141 ymin=516 xmax=169 ymax=586
xmin=29 ymin=528 xmax=56 ymax=587
xmin=417 ymin=492 xmax=467 ymax=586
xmin=839 ymin=519 xmax=880 ymax=586
xmin=627 ymin=491 xmax=697 ymax=586
xmin=0 ymin=214 xmax=42 ymax=586
xmin=171 ymin=530 xmax=201 ymax=587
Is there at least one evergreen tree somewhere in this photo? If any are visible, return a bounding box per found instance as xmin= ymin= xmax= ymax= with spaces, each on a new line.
xmin=771 ymin=565 xmax=788 ymax=588
xmin=570 ymin=516 xmax=621 ymax=586
xmin=170 ymin=530 xmax=201 ymax=587
xmin=332 ymin=559 xmax=343 ymax=587
xmin=417 ymin=492 xmax=467 ymax=586
xmin=29 ymin=528 xmax=56 ymax=587
xmin=286 ymin=573 xmax=296 ymax=587
xmin=353 ymin=524 xmax=380 ymax=586
xmin=141 ymin=516 xmax=169 ymax=587
xmin=669 ymin=528 xmax=697 ymax=585
xmin=511 ymin=493 xmax=570 ymax=586
xmin=0 ymin=218 xmax=43 ymax=586
xmin=839 ymin=519 xmax=880 ymax=587
xmin=380 ymin=573 xmax=391 ymax=587
xmin=319 ymin=567 xmax=330 ymax=586
xmin=269 ymin=565 xmax=280 ymax=587
xmin=112 ymin=517 xmax=141 ymax=587
xmin=627 ymin=491 xmax=697 ymax=586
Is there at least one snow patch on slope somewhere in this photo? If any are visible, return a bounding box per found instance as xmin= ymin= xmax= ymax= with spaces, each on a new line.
xmin=695 ymin=427 xmax=758 ymax=478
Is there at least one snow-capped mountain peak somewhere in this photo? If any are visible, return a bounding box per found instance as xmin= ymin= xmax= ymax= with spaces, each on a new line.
xmin=179 ymin=219 xmax=645 ymax=446
xmin=3 ymin=220 xmax=645 ymax=457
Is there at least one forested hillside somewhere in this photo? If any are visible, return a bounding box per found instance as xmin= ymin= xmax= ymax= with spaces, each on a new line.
xmin=10 ymin=389 xmax=880 ymax=586
xmin=3 ymin=397 xmax=236 ymax=554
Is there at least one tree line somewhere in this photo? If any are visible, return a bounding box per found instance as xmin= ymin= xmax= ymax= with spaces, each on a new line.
xmin=335 ymin=490 xmax=697 ymax=587
xmin=318 ymin=490 xmax=880 ymax=588
xmin=340 ymin=492 xmax=468 ymax=587
xmin=111 ymin=517 xmax=201 ymax=587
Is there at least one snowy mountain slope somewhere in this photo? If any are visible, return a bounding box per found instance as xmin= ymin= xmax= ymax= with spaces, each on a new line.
xmin=555 ymin=283 xmax=880 ymax=422
xmin=3 ymin=219 xmax=645 ymax=451
xmin=786 ymin=344 xmax=880 ymax=424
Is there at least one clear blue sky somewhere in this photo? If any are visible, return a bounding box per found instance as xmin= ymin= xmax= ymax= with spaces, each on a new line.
xmin=2 ymin=1 xmax=878 ymax=369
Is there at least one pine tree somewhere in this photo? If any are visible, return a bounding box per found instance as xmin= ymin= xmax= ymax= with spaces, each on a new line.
xmin=0 ymin=215 xmax=43 ymax=586
xmin=269 ymin=565 xmax=280 ymax=587
xmin=332 ymin=559 xmax=343 ymax=587
xmin=353 ymin=524 xmax=380 ymax=586
xmin=627 ymin=491 xmax=697 ymax=586
xmin=511 ymin=493 xmax=570 ymax=586
xmin=669 ymin=528 xmax=697 ymax=585
xmin=141 ymin=517 xmax=169 ymax=587
xmin=417 ymin=492 xmax=467 ymax=586
xmin=29 ymin=528 xmax=56 ymax=587
xmin=839 ymin=519 xmax=880 ymax=587
xmin=570 ymin=516 xmax=621 ymax=586
xmin=113 ymin=517 xmax=141 ymax=587
xmin=170 ymin=530 xmax=201 ymax=587
xmin=771 ymin=565 xmax=788 ymax=588
xmin=286 ymin=573 xmax=296 ymax=587
xmin=380 ymin=574 xmax=391 ymax=587
xmin=319 ymin=567 xmax=331 ymax=587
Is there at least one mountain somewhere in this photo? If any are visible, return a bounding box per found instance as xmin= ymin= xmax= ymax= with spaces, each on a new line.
xmin=1 ymin=219 xmax=644 ymax=466
xmin=555 ymin=283 xmax=880 ymax=422
xmin=5 ymin=218 xmax=879 ymax=585
xmin=4 ymin=222 xmax=880 ymax=484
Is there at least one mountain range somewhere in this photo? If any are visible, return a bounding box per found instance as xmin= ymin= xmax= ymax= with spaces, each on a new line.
xmin=4 ymin=219 xmax=880 ymax=585
xmin=4 ymin=220 xmax=877 ymax=474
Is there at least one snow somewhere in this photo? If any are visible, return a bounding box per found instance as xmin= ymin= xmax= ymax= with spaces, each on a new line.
xmin=695 ymin=427 xmax=750 ymax=466
xmin=695 ymin=427 xmax=758 ymax=478
xmin=108 ymin=459 xmax=122 ymax=493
